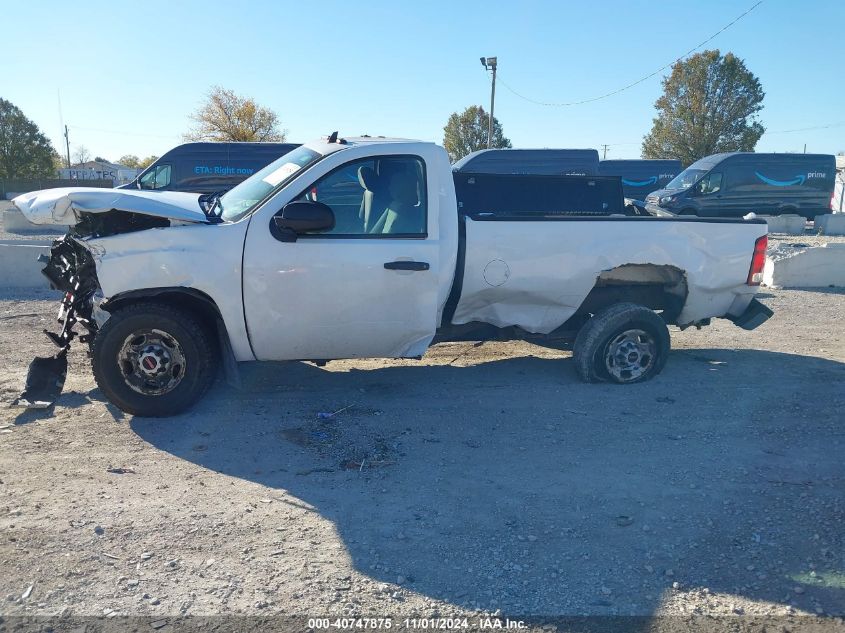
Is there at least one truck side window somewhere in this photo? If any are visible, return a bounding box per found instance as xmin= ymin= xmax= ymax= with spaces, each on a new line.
xmin=139 ymin=164 xmax=172 ymax=190
xmin=697 ymin=172 xmax=722 ymax=195
xmin=296 ymin=156 xmax=427 ymax=237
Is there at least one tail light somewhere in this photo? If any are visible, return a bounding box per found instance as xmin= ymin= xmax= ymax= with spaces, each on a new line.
xmin=746 ymin=235 xmax=768 ymax=285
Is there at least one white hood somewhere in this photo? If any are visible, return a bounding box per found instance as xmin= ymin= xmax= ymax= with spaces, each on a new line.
xmin=12 ymin=187 xmax=208 ymax=225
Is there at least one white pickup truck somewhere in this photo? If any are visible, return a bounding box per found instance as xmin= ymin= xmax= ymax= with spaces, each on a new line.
xmin=13 ymin=134 xmax=772 ymax=416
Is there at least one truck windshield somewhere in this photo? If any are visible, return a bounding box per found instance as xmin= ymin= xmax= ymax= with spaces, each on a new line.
xmin=665 ymin=168 xmax=708 ymax=190
xmin=218 ymin=146 xmax=323 ymax=222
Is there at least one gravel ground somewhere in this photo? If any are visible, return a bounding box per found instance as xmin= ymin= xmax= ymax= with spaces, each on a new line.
xmin=0 ymin=286 xmax=843 ymax=627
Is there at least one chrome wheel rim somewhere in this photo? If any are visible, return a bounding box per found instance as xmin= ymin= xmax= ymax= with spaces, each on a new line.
xmin=604 ymin=328 xmax=655 ymax=382
xmin=118 ymin=329 xmax=186 ymax=395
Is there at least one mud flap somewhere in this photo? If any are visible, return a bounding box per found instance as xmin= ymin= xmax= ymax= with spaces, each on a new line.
xmin=727 ymin=298 xmax=774 ymax=331
xmin=11 ymin=348 xmax=69 ymax=409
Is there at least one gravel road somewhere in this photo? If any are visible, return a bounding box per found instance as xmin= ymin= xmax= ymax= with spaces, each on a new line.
xmin=0 ymin=287 xmax=843 ymax=627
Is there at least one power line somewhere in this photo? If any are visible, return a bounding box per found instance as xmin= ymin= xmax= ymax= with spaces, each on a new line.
xmin=492 ymin=1 xmax=763 ymax=107
xmin=764 ymin=121 xmax=845 ymax=134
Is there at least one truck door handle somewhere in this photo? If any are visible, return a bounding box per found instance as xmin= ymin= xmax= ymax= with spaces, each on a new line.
xmin=384 ymin=261 xmax=429 ymax=271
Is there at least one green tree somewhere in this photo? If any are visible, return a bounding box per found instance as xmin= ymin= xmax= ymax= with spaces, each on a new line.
xmin=642 ymin=50 xmax=765 ymax=166
xmin=117 ymin=154 xmax=141 ymax=168
xmin=51 ymin=151 xmax=64 ymax=172
xmin=443 ymin=105 xmax=511 ymax=162
xmin=185 ymin=86 xmax=286 ymax=142
xmin=0 ymin=97 xmax=58 ymax=178
xmin=139 ymin=155 xmax=159 ymax=169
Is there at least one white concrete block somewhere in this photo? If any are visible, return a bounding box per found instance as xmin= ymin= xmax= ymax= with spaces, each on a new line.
xmin=0 ymin=242 xmax=52 ymax=288
xmin=763 ymin=243 xmax=845 ymax=288
xmin=814 ymin=214 xmax=845 ymax=236
xmin=3 ymin=208 xmax=67 ymax=234
xmin=762 ymin=214 xmax=806 ymax=234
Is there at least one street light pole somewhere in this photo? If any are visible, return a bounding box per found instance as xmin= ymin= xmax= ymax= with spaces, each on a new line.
xmin=481 ymin=56 xmax=497 ymax=149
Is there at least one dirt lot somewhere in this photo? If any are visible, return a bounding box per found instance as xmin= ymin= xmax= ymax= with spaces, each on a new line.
xmin=0 ymin=287 xmax=843 ymax=626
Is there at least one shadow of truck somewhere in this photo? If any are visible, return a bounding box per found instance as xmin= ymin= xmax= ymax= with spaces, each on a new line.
xmin=128 ymin=347 xmax=844 ymax=617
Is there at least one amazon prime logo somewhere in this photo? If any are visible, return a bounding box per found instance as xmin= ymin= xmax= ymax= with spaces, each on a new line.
xmin=755 ymin=172 xmax=805 ymax=187
xmin=622 ymin=176 xmax=657 ymax=187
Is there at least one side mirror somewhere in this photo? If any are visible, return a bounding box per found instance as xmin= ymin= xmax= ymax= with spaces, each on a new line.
xmin=271 ymin=201 xmax=335 ymax=242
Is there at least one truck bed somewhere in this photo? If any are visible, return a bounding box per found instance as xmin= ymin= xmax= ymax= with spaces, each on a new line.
xmin=445 ymin=213 xmax=768 ymax=333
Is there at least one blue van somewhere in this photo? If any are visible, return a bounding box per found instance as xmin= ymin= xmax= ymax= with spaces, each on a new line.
xmin=645 ymin=152 xmax=836 ymax=219
xmin=598 ymin=159 xmax=682 ymax=200
xmin=123 ymin=142 xmax=300 ymax=194
xmin=452 ymin=148 xmax=600 ymax=176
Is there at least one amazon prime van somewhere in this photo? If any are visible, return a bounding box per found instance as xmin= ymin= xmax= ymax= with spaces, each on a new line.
xmin=122 ymin=142 xmax=300 ymax=194
xmin=645 ymin=152 xmax=836 ymax=219
xmin=598 ymin=159 xmax=682 ymax=200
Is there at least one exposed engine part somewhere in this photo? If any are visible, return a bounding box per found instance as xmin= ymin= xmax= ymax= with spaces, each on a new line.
xmin=12 ymin=235 xmax=101 ymax=409
xmin=40 ymin=235 xmax=101 ymax=347
xmin=72 ymin=209 xmax=169 ymax=238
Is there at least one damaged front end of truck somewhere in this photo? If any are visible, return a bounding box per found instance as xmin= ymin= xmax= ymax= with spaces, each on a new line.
xmin=13 ymin=235 xmax=102 ymax=408
xmin=10 ymin=187 xmax=211 ymax=408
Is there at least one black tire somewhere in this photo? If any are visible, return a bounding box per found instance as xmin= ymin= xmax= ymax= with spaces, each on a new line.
xmin=679 ymin=207 xmax=698 ymax=216
xmin=92 ymin=302 xmax=217 ymax=416
xmin=572 ymin=303 xmax=670 ymax=384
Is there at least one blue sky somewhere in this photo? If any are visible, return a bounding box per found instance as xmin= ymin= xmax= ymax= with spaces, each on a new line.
xmin=5 ymin=0 xmax=844 ymax=162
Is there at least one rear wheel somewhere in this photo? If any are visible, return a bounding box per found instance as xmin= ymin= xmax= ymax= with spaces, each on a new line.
xmin=573 ymin=303 xmax=670 ymax=384
xmin=92 ymin=302 xmax=216 ymax=416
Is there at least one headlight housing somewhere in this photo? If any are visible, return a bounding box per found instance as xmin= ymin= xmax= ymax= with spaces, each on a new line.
xmin=659 ymin=196 xmax=675 ymax=205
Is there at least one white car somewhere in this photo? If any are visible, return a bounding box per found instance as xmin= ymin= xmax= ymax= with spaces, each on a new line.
xmin=13 ymin=135 xmax=772 ymax=416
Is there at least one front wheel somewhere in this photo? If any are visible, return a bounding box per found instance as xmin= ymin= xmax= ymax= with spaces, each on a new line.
xmin=572 ymin=303 xmax=670 ymax=384
xmin=92 ymin=302 xmax=217 ymax=416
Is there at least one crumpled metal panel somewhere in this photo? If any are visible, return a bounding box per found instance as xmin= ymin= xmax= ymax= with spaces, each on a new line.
xmin=11 ymin=349 xmax=68 ymax=409
xmin=452 ymin=218 xmax=767 ymax=332
xmin=12 ymin=187 xmax=207 ymax=225
xmin=79 ymin=220 xmax=256 ymax=362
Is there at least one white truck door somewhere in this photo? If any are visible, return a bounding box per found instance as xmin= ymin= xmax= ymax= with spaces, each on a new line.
xmin=242 ymin=153 xmax=440 ymax=361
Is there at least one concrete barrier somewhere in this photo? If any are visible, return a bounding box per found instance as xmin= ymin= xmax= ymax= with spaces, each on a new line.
xmin=3 ymin=208 xmax=66 ymax=234
xmin=814 ymin=214 xmax=845 ymax=236
xmin=0 ymin=241 xmax=52 ymax=288
xmin=763 ymin=243 xmax=845 ymax=288
xmin=762 ymin=214 xmax=806 ymax=234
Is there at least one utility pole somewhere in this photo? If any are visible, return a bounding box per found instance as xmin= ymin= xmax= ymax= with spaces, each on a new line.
xmin=601 ymin=144 xmax=610 ymax=159
xmin=64 ymin=125 xmax=71 ymax=168
xmin=480 ymin=56 xmax=497 ymax=149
